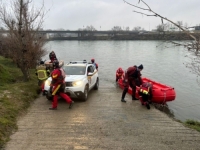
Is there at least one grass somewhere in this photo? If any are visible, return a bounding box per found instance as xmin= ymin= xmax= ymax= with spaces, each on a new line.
xmin=184 ymin=120 xmax=200 ymax=132
xmin=0 ymin=56 xmax=40 ymax=148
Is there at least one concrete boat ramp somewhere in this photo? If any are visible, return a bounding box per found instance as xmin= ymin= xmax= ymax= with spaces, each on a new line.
xmin=4 ymin=84 xmax=200 ymax=150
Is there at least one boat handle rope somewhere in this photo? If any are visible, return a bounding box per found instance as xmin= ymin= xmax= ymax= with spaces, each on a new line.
xmin=160 ymin=88 xmax=171 ymax=105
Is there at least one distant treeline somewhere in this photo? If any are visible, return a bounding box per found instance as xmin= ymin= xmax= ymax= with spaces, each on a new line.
xmin=47 ymin=32 xmax=200 ymax=41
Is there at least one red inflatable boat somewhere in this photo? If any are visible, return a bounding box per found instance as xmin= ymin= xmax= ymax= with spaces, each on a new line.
xmin=117 ymin=77 xmax=176 ymax=104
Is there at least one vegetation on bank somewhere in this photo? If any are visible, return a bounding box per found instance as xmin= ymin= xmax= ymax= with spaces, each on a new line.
xmin=0 ymin=56 xmax=39 ymax=148
xmin=184 ymin=120 xmax=200 ymax=132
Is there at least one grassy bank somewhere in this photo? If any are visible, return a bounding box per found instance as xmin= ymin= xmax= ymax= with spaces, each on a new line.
xmin=184 ymin=120 xmax=200 ymax=132
xmin=0 ymin=56 xmax=40 ymax=148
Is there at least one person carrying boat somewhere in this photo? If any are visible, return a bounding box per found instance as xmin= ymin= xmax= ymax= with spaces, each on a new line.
xmin=116 ymin=67 xmax=124 ymax=82
xmin=91 ymin=58 xmax=98 ymax=71
xmin=49 ymin=51 xmax=57 ymax=63
xmin=121 ymin=64 xmax=143 ymax=102
xmin=138 ymin=82 xmax=153 ymax=109
xmin=35 ymin=60 xmax=50 ymax=95
xmin=49 ymin=60 xmax=74 ymax=110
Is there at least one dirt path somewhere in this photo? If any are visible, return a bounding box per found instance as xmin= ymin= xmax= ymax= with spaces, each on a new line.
xmin=4 ymin=84 xmax=200 ymax=150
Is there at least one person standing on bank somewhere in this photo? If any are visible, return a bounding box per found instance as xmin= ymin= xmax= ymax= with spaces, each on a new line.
xmin=49 ymin=51 xmax=57 ymax=63
xmin=91 ymin=58 xmax=98 ymax=71
xmin=35 ymin=60 xmax=50 ymax=95
xmin=121 ymin=64 xmax=143 ymax=102
xmin=49 ymin=60 xmax=74 ymax=110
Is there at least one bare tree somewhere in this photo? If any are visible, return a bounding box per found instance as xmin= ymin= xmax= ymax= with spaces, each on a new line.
xmin=84 ymin=25 xmax=96 ymax=31
xmin=0 ymin=0 xmax=47 ymax=81
xmin=156 ymin=24 xmax=165 ymax=32
xmin=123 ymin=0 xmax=200 ymax=81
xmin=112 ymin=26 xmax=122 ymax=31
xmin=177 ymin=21 xmax=183 ymax=31
xmin=156 ymin=23 xmax=171 ymax=32
xmin=133 ymin=26 xmax=141 ymax=31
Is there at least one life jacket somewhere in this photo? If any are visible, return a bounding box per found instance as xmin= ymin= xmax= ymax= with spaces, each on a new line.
xmin=140 ymin=82 xmax=152 ymax=95
xmin=36 ymin=65 xmax=49 ymax=80
xmin=140 ymin=88 xmax=149 ymax=95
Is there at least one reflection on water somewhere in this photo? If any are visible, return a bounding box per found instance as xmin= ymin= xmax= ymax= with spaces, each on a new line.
xmin=44 ymin=40 xmax=200 ymax=122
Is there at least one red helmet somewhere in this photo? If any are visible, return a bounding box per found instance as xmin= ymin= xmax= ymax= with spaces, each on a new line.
xmin=91 ymin=58 xmax=95 ymax=63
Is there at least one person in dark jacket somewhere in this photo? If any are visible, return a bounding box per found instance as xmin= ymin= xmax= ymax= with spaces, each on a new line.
xmin=49 ymin=51 xmax=57 ymax=63
xmin=49 ymin=60 xmax=74 ymax=110
xmin=121 ymin=64 xmax=143 ymax=102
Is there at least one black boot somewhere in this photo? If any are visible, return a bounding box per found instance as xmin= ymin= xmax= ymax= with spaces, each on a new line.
xmin=69 ymin=101 xmax=74 ymax=109
xmin=146 ymin=102 xmax=150 ymax=109
xmin=122 ymin=88 xmax=128 ymax=98
xmin=132 ymin=97 xmax=138 ymax=100
xmin=121 ymin=88 xmax=128 ymax=102
xmin=121 ymin=99 xmax=126 ymax=103
xmin=49 ymin=107 xmax=57 ymax=110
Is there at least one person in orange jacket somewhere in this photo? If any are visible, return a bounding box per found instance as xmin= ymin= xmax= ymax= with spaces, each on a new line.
xmin=49 ymin=60 xmax=74 ymax=110
xmin=116 ymin=67 xmax=124 ymax=82
xmin=121 ymin=64 xmax=143 ymax=102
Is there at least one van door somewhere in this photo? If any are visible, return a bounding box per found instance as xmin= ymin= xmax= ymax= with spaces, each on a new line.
xmin=87 ymin=65 xmax=95 ymax=89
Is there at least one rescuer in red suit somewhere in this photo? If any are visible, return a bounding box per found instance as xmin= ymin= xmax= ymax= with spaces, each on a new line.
xmin=116 ymin=67 xmax=124 ymax=82
xmin=49 ymin=60 xmax=74 ymax=110
xmin=121 ymin=64 xmax=143 ymax=102
xmin=138 ymin=82 xmax=153 ymax=109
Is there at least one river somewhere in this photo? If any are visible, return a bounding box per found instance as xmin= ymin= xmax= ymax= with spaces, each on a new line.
xmin=43 ymin=40 xmax=200 ymax=122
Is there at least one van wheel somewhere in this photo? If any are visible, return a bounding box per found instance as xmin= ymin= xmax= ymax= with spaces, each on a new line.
xmin=82 ymin=85 xmax=88 ymax=101
xmin=94 ymin=78 xmax=99 ymax=90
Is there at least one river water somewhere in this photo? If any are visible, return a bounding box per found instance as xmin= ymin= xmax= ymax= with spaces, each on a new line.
xmin=43 ymin=40 xmax=200 ymax=122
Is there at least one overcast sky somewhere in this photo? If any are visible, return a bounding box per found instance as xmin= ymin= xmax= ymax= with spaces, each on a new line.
xmin=33 ymin=0 xmax=200 ymax=31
